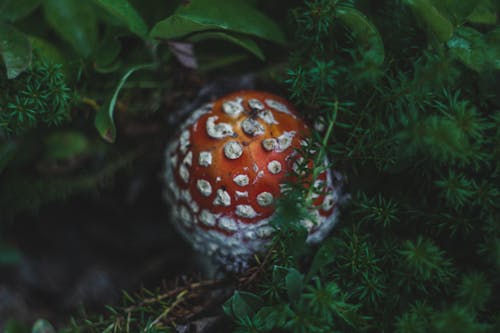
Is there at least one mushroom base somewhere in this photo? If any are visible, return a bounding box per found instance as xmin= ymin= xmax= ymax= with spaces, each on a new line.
xmin=164 ymin=143 xmax=341 ymax=272
xmin=164 ymin=195 xmax=340 ymax=272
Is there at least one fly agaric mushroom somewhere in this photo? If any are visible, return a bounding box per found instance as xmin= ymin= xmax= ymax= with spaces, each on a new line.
xmin=164 ymin=91 xmax=339 ymax=271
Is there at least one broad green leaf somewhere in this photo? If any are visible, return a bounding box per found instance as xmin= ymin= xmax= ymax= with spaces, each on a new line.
xmin=43 ymin=0 xmax=98 ymax=57
xmin=467 ymin=0 xmax=498 ymax=25
xmin=253 ymin=305 xmax=290 ymax=330
xmin=272 ymin=265 xmax=289 ymax=286
xmin=93 ymin=30 xmax=123 ymax=73
xmin=307 ymin=239 xmax=336 ymax=281
xmin=91 ymin=0 xmax=148 ymax=38
xmin=198 ymin=53 xmax=249 ymax=73
xmin=29 ymin=36 xmax=65 ymax=65
xmin=222 ymin=291 xmax=263 ymax=320
xmin=188 ymin=31 xmax=265 ymax=60
xmin=150 ymin=0 xmax=286 ymax=45
xmin=0 ymin=0 xmax=41 ymax=21
xmin=95 ymin=63 xmax=155 ymax=142
xmin=44 ymin=131 xmax=89 ymax=161
xmin=405 ymin=0 xmax=454 ymax=42
xmin=285 ymin=268 xmax=303 ymax=302
xmin=336 ymin=6 xmax=385 ymax=66
xmin=127 ymin=0 xmax=181 ymax=27
xmin=31 ymin=319 xmax=55 ymax=333
xmin=448 ymin=26 xmax=500 ymax=72
xmin=0 ymin=21 xmax=32 ymax=79
xmin=429 ymin=0 xmax=478 ymax=24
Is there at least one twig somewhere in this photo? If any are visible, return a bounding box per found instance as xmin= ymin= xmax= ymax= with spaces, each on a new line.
xmin=238 ymin=241 xmax=279 ymax=286
xmin=81 ymin=97 xmax=100 ymax=111
xmin=145 ymin=290 xmax=188 ymax=332
xmin=124 ymin=279 xmax=227 ymax=314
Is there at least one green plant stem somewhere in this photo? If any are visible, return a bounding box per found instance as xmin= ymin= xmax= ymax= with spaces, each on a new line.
xmin=306 ymin=100 xmax=338 ymax=205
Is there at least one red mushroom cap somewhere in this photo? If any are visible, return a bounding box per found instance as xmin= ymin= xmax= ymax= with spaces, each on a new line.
xmin=164 ymin=91 xmax=339 ymax=270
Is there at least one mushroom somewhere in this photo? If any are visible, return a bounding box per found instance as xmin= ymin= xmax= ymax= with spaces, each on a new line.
xmin=164 ymin=91 xmax=339 ymax=271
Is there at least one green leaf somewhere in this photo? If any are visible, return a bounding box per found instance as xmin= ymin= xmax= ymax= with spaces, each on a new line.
xmin=0 ymin=0 xmax=41 ymax=21
xmin=223 ymin=291 xmax=263 ymax=320
xmin=253 ymin=305 xmax=290 ymax=330
xmin=0 ymin=21 xmax=32 ymax=79
xmin=283 ymin=226 xmax=308 ymax=257
xmin=44 ymin=131 xmax=89 ymax=161
xmin=43 ymin=0 xmax=98 ymax=57
xmin=150 ymin=0 xmax=286 ymax=45
xmin=272 ymin=265 xmax=289 ymax=286
xmin=429 ymin=0 xmax=478 ymax=24
xmin=188 ymin=31 xmax=265 ymax=60
xmin=285 ymin=268 xmax=303 ymax=302
xmin=31 ymin=319 xmax=55 ymax=333
xmin=335 ymin=6 xmax=385 ymax=66
xmin=93 ymin=29 xmax=124 ymax=73
xmin=91 ymin=0 xmax=148 ymax=39
xmin=467 ymin=0 xmax=498 ymax=25
xmin=95 ymin=63 xmax=155 ymax=142
xmin=307 ymin=239 xmax=336 ymax=281
xmin=198 ymin=52 xmax=249 ymax=73
xmin=29 ymin=36 xmax=65 ymax=65
xmin=405 ymin=0 xmax=455 ymax=42
xmin=448 ymin=26 xmax=500 ymax=72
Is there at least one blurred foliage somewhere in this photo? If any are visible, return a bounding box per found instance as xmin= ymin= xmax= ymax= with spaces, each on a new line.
xmin=1 ymin=0 xmax=500 ymax=332
xmin=0 ymin=0 xmax=286 ymax=265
